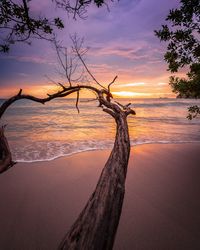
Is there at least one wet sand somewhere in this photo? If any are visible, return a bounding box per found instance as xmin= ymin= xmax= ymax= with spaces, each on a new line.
xmin=0 ymin=143 xmax=200 ymax=250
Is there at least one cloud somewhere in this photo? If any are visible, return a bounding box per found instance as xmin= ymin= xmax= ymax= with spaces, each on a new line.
xmin=15 ymin=55 xmax=55 ymax=65
xmin=88 ymin=40 xmax=155 ymax=61
xmin=1 ymin=54 xmax=55 ymax=65
xmin=157 ymin=82 xmax=167 ymax=86
xmin=18 ymin=73 xmax=30 ymax=77
xmin=115 ymin=82 xmax=146 ymax=88
xmin=0 ymin=0 xmax=180 ymax=99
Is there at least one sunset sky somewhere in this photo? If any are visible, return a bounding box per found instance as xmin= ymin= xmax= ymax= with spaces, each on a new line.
xmin=0 ymin=0 xmax=185 ymax=98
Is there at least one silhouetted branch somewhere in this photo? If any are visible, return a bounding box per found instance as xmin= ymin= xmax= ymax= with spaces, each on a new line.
xmin=114 ymin=101 xmax=135 ymax=116
xmin=58 ymin=82 xmax=67 ymax=90
xmin=76 ymin=89 xmax=80 ymax=113
xmin=71 ymin=35 xmax=107 ymax=89
xmin=45 ymin=75 xmax=66 ymax=90
xmin=108 ymin=75 xmax=117 ymax=92
xmin=0 ymin=85 xmax=113 ymax=119
xmin=54 ymin=40 xmax=85 ymax=87
xmin=54 ymin=0 xmax=114 ymax=20
xmin=102 ymin=107 xmax=116 ymax=118
xmin=18 ymin=88 xmax=22 ymax=96
xmin=125 ymin=109 xmax=136 ymax=116
xmin=0 ymin=0 xmax=64 ymax=52
xmin=22 ymin=0 xmax=31 ymax=26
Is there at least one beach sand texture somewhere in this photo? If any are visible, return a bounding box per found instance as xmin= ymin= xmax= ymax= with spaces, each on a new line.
xmin=0 ymin=143 xmax=200 ymax=250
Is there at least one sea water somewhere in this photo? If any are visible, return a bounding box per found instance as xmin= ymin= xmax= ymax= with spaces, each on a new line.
xmin=0 ymin=98 xmax=200 ymax=162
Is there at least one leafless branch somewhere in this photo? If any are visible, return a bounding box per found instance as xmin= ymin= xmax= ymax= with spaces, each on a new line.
xmin=102 ymin=107 xmax=116 ymax=119
xmin=18 ymin=88 xmax=22 ymax=96
xmin=108 ymin=75 xmax=117 ymax=92
xmin=76 ymin=89 xmax=80 ymax=113
xmin=54 ymin=0 xmax=90 ymax=19
xmin=45 ymin=75 xmax=67 ymax=90
xmin=54 ymin=39 xmax=86 ymax=87
xmin=53 ymin=0 xmax=113 ymax=20
xmin=125 ymin=108 xmax=136 ymax=116
xmin=115 ymin=101 xmax=126 ymax=109
xmin=0 ymin=85 xmax=101 ymax=119
xmin=114 ymin=101 xmax=135 ymax=116
xmin=71 ymin=35 xmax=107 ymax=90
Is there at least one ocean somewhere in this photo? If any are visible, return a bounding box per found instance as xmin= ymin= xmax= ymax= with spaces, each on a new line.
xmin=0 ymin=98 xmax=200 ymax=162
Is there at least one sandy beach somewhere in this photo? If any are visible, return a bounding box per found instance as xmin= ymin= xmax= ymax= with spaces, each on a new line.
xmin=0 ymin=143 xmax=200 ymax=250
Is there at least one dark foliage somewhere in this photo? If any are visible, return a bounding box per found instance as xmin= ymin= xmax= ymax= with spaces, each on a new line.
xmin=54 ymin=0 xmax=115 ymax=19
xmin=155 ymin=0 xmax=200 ymax=119
xmin=0 ymin=0 xmax=114 ymax=52
xmin=0 ymin=0 xmax=65 ymax=52
xmin=169 ymin=63 xmax=200 ymax=98
xmin=187 ymin=105 xmax=200 ymax=120
xmin=155 ymin=0 xmax=200 ymax=73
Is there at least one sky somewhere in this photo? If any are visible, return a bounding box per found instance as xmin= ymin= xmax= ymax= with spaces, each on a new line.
xmin=0 ymin=0 xmax=184 ymax=98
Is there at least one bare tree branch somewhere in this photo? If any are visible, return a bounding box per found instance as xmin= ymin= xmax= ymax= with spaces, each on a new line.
xmin=108 ymin=75 xmax=118 ymax=93
xmin=53 ymin=0 xmax=114 ymax=20
xmin=0 ymin=85 xmax=103 ymax=119
xmin=76 ymin=89 xmax=80 ymax=113
xmin=102 ymin=107 xmax=116 ymax=119
xmin=54 ymin=40 xmax=86 ymax=87
xmin=71 ymin=35 xmax=107 ymax=90
xmin=45 ymin=75 xmax=66 ymax=90
xmin=0 ymin=33 xmax=137 ymax=249
xmin=0 ymin=0 xmax=64 ymax=52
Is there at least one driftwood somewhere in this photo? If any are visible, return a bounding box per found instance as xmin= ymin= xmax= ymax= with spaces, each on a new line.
xmin=0 ymin=86 xmax=135 ymax=249
xmin=58 ymin=96 xmax=135 ymax=250
xmin=0 ymin=38 xmax=136 ymax=248
xmin=0 ymin=87 xmax=135 ymax=249
xmin=0 ymin=126 xmax=15 ymax=174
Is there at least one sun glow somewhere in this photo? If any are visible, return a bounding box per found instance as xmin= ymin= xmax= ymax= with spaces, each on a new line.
xmin=112 ymin=91 xmax=152 ymax=97
xmin=116 ymin=82 xmax=146 ymax=87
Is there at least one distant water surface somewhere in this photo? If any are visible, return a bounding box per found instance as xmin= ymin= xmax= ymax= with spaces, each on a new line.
xmin=0 ymin=98 xmax=200 ymax=162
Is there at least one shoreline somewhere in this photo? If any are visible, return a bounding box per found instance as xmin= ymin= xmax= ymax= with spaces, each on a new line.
xmin=14 ymin=141 xmax=200 ymax=163
xmin=0 ymin=143 xmax=200 ymax=250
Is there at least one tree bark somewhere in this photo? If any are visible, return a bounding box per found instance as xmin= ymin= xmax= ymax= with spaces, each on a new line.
xmin=58 ymin=112 xmax=130 ymax=250
xmin=0 ymin=86 xmax=135 ymax=247
xmin=0 ymin=127 xmax=15 ymax=174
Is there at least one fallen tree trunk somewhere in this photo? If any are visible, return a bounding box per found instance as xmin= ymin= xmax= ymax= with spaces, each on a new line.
xmin=0 ymin=84 xmax=135 ymax=248
xmin=0 ymin=126 xmax=15 ymax=174
xmin=59 ymin=110 xmax=132 ymax=250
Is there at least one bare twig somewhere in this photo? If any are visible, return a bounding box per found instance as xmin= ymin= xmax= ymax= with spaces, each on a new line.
xmin=54 ymin=40 xmax=85 ymax=87
xmin=108 ymin=75 xmax=117 ymax=92
xmin=114 ymin=101 xmax=135 ymax=116
xmin=45 ymin=75 xmax=67 ymax=90
xmin=54 ymin=0 xmax=90 ymax=19
xmin=76 ymin=89 xmax=80 ymax=113
xmin=71 ymin=35 xmax=107 ymax=90
xmin=18 ymin=88 xmax=22 ymax=96
xmin=58 ymin=82 xmax=66 ymax=90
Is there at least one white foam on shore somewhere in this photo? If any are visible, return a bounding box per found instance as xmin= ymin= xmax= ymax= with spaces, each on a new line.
xmin=15 ymin=140 xmax=200 ymax=163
